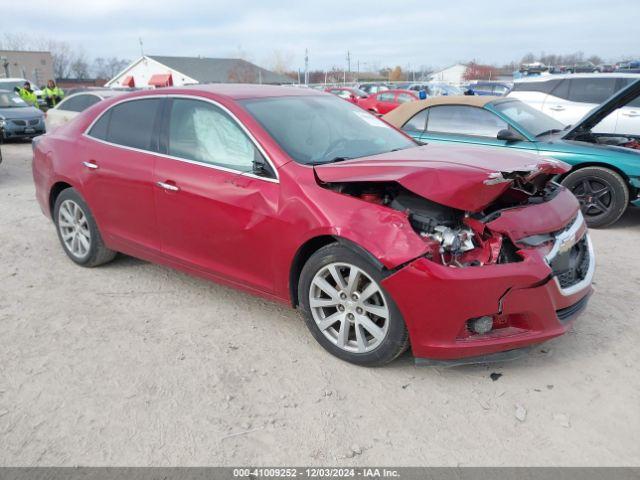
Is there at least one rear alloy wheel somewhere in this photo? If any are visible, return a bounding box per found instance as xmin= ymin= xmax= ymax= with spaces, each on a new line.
xmin=561 ymin=167 xmax=629 ymax=228
xmin=299 ymin=244 xmax=409 ymax=366
xmin=54 ymin=188 xmax=116 ymax=267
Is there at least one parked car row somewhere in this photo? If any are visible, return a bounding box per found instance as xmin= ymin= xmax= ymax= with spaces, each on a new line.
xmin=508 ymin=73 xmax=640 ymax=137
xmin=384 ymin=79 xmax=640 ymax=228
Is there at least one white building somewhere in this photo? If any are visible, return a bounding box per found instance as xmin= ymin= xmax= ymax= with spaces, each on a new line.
xmin=106 ymin=55 xmax=292 ymax=89
xmin=428 ymin=63 xmax=468 ymax=85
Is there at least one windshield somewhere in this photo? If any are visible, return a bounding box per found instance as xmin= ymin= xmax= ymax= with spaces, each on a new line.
xmin=0 ymin=91 xmax=28 ymax=108
xmin=492 ymin=99 xmax=565 ymax=137
xmin=241 ymin=95 xmax=415 ymax=165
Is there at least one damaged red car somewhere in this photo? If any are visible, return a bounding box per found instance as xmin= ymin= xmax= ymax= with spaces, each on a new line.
xmin=32 ymin=85 xmax=594 ymax=366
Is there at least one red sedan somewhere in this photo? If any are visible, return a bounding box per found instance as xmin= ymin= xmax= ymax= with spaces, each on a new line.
xmin=32 ymin=85 xmax=594 ymax=366
xmin=357 ymin=89 xmax=419 ymax=114
xmin=324 ymin=86 xmax=369 ymax=104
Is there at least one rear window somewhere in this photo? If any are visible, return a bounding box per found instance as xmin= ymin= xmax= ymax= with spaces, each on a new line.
xmin=88 ymin=98 xmax=162 ymax=151
xmin=59 ymin=94 xmax=101 ymax=113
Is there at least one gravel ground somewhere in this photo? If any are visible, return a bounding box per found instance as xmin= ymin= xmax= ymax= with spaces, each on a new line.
xmin=1 ymin=142 xmax=639 ymax=466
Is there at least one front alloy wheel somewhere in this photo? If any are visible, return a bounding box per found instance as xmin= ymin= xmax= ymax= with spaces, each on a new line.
xmin=310 ymin=262 xmax=390 ymax=354
xmin=299 ymin=243 xmax=409 ymax=366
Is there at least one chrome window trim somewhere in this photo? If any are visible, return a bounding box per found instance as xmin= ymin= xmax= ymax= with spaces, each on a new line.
xmin=81 ymin=94 xmax=279 ymax=183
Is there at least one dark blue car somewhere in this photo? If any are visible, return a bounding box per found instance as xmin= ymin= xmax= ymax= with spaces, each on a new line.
xmin=467 ymin=82 xmax=512 ymax=96
xmin=0 ymin=89 xmax=46 ymax=141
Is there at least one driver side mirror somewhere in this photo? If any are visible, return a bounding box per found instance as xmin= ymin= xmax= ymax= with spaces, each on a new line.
xmin=252 ymin=153 xmax=275 ymax=179
xmin=497 ymin=129 xmax=524 ymax=142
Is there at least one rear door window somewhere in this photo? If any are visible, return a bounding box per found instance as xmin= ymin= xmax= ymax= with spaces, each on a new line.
xmin=567 ymin=78 xmax=618 ymax=104
xmin=397 ymin=93 xmax=416 ymax=103
xmin=58 ymin=94 xmax=101 ymax=112
xmin=88 ymin=98 xmax=162 ymax=151
xmin=378 ymin=93 xmax=396 ymax=102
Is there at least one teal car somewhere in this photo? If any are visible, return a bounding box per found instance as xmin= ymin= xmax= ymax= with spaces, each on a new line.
xmin=383 ymin=80 xmax=640 ymax=227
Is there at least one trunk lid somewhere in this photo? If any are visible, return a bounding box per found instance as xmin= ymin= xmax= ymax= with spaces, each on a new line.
xmin=314 ymin=144 xmax=569 ymax=212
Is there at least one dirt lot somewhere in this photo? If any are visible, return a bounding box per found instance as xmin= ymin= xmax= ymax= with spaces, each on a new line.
xmin=1 ymin=142 xmax=639 ymax=466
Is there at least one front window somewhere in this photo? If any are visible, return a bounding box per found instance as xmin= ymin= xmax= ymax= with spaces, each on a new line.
xmin=426 ymin=105 xmax=507 ymax=137
xmin=0 ymin=91 xmax=28 ymax=108
xmin=492 ymin=99 xmax=565 ymax=137
xmin=241 ymin=95 xmax=415 ymax=165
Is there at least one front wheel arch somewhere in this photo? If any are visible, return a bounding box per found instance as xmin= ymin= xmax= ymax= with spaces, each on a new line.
xmin=288 ymin=236 xmax=386 ymax=307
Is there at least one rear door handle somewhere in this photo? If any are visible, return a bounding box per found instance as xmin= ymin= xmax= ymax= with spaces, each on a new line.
xmin=156 ymin=181 xmax=180 ymax=192
xmin=549 ymin=105 xmax=565 ymax=111
xmin=83 ymin=161 xmax=98 ymax=169
xmin=621 ymin=111 xmax=640 ymax=117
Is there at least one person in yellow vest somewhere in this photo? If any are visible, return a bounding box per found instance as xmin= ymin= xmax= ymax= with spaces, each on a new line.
xmin=42 ymin=80 xmax=64 ymax=108
xmin=15 ymin=82 xmax=39 ymax=108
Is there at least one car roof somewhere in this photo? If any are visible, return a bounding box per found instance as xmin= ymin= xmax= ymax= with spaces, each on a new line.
xmin=515 ymin=73 xmax=640 ymax=83
xmin=382 ymin=95 xmax=501 ymax=126
xmin=162 ymin=84 xmax=324 ymax=100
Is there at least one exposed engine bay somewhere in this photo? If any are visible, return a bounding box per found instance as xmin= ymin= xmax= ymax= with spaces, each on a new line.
xmin=322 ymin=181 xmax=535 ymax=268
xmin=570 ymin=133 xmax=640 ymax=150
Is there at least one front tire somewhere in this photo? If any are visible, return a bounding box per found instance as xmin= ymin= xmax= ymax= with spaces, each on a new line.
xmin=53 ymin=188 xmax=116 ymax=267
xmin=298 ymin=244 xmax=409 ymax=366
xmin=561 ymin=167 xmax=629 ymax=228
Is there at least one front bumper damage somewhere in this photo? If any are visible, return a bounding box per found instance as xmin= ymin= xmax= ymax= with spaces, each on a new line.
xmin=382 ymin=210 xmax=594 ymax=362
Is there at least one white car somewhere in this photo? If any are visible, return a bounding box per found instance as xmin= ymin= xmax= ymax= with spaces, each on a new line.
xmin=45 ymin=90 xmax=124 ymax=132
xmin=508 ymin=73 xmax=640 ymax=136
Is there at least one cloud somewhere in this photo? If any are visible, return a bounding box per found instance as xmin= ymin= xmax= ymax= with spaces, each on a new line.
xmin=2 ymin=0 xmax=639 ymax=70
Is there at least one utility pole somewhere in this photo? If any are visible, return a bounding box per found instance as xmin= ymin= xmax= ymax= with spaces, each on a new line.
xmin=356 ymin=60 xmax=359 ymax=83
xmin=304 ymin=48 xmax=309 ymax=86
xmin=139 ymin=38 xmax=145 ymax=57
xmin=346 ymin=50 xmax=351 ymax=84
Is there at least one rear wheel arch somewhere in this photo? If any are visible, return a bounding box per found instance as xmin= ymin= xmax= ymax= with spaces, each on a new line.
xmin=289 ymin=235 xmax=385 ymax=307
xmin=49 ymin=181 xmax=73 ymax=217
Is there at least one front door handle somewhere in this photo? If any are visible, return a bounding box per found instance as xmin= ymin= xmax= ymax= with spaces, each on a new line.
xmin=549 ymin=105 xmax=565 ymax=111
xmin=156 ymin=181 xmax=180 ymax=192
xmin=621 ymin=111 xmax=640 ymax=117
xmin=83 ymin=161 xmax=98 ymax=169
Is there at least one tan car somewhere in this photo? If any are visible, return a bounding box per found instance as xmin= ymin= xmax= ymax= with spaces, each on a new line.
xmin=45 ymin=90 xmax=125 ymax=132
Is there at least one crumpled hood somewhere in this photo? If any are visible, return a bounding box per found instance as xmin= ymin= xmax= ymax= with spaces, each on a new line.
xmin=314 ymin=144 xmax=569 ymax=212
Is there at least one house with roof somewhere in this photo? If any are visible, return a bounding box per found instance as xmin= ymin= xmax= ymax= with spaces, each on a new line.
xmin=427 ymin=63 xmax=468 ymax=85
xmin=105 ymin=55 xmax=293 ymax=88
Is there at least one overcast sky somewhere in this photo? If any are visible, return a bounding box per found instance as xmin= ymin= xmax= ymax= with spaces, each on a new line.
xmin=2 ymin=0 xmax=639 ymax=71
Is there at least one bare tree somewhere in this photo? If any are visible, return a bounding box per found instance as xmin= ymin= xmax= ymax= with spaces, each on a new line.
xmin=70 ymin=51 xmax=90 ymax=79
xmin=268 ymin=49 xmax=294 ymax=75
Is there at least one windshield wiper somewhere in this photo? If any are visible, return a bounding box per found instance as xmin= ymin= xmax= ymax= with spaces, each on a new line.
xmin=308 ymin=156 xmax=353 ymax=166
xmin=536 ymin=129 xmax=562 ymax=138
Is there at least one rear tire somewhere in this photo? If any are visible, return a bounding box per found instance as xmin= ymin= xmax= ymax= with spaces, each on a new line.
xmin=561 ymin=167 xmax=629 ymax=228
xmin=53 ymin=188 xmax=116 ymax=267
xmin=298 ymin=243 xmax=409 ymax=366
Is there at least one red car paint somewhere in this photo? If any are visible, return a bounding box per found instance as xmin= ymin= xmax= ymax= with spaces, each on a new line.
xmin=32 ymin=85 xmax=593 ymax=362
xmin=314 ymin=144 xmax=569 ymax=212
xmin=357 ymin=89 xmax=419 ymax=114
